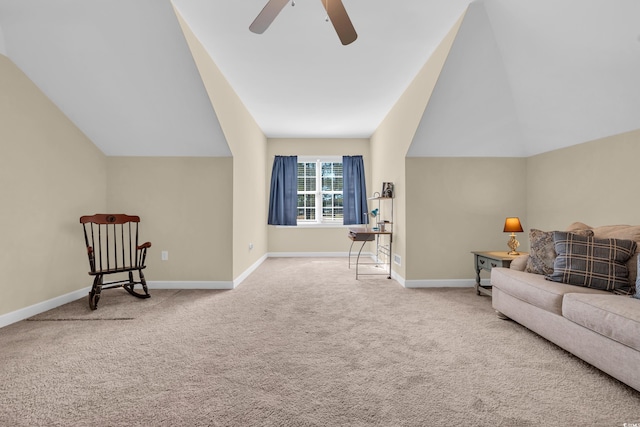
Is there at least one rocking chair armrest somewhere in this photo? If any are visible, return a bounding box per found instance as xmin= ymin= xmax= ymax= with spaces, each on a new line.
xmin=137 ymin=242 xmax=152 ymax=250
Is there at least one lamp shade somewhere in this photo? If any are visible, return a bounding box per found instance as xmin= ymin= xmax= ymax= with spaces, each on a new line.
xmin=503 ymin=217 xmax=523 ymax=233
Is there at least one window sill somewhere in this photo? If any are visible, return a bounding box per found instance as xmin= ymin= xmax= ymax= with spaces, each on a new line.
xmin=275 ymin=223 xmax=353 ymax=229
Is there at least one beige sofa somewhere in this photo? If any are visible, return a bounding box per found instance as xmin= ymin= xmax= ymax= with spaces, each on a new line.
xmin=491 ymin=223 xmax=640 ymax=392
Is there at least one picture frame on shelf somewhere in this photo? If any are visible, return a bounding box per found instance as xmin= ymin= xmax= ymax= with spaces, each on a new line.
xmin=382 ymin=182 xmax=394 ymax=198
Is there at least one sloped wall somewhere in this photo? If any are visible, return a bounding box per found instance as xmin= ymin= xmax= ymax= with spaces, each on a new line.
xmin=371 ymin=12 xmax=465 ymax=282
xmin=407 ymin=1 xmax=525 ymax=157
xmin=0 ymin=54 xmax=107 ymax=316
xmin=174 ymin=6 xmax=268 ymax=281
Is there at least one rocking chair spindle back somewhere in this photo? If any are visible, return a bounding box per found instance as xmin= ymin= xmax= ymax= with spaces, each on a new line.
xmin=80 ymin=214 xmax=152 ymax=310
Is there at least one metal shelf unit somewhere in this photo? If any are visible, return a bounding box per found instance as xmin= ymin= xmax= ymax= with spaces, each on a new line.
xmin=347 ymin=196 xmax=394 ymax=279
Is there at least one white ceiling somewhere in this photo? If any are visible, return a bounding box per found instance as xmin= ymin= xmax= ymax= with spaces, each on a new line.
xmin=0 ymin=0 xmax=639 ymax=157
xmin=171 ymin=0 xmax=472 ymax=139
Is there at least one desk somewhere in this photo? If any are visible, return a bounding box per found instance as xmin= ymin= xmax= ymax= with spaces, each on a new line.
xmin=348 ymin=228 xmax=393 ymax=279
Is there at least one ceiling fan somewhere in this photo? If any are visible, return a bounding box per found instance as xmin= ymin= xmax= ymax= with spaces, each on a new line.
xmin=250 ymin=0 xmax=358 ymax=46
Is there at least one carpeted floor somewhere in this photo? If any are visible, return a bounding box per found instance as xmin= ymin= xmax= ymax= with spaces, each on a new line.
xmin=0 ymin=257 xmax=639 ymax=426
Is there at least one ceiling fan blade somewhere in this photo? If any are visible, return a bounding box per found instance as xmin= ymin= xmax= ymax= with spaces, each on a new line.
xmin=250 ymin=0 xmax=291 ymax=34
xmin=320 ymin=0 xmax=358 ymax=45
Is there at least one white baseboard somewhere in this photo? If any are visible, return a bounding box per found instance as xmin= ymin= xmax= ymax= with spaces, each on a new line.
xmin=147 ymin=281 xmax=233 ymax=290
xmin=149 ymin=254 xmax=271 ymax=290
xmin=268 ymin=252 xmax=354 ymax=257
xmin=0 ymin=279 xmax=237 ymax=329
xmin=0 ymin=255 xmax=486 ymax=329
xmin=391 ymin=269 xmax=406 ymax=287
xmin=0 ymin=255 xmax=265 ymax=329
xmin=233 ymin=254 xmax=268 ymax=288
xmin=0 ymin=286 xmax=90 ymax=329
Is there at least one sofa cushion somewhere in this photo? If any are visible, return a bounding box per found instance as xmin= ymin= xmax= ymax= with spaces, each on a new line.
xmin=563 ymin=293 xmax=640 ymax=352
xmin=491 ymin=267 xmax=609 ymax=316
xmin=509 ymin=254 xmax=529 ymax=272
xmin=592 ymin=225 xmax=640 ymax=242
xmin=525 ymin=228 xmax=594 ymax=275
xmin=566 ymin=222 xmax=592 ymax=232
xmin=636 ymin=255 xmax=640 ymax=299
xmin=547 ymin=231 xmax=637 ymax=294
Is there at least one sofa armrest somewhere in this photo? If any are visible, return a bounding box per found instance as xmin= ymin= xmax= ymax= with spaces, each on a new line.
xmin=510 ymin=254 xmax=529 ymax=271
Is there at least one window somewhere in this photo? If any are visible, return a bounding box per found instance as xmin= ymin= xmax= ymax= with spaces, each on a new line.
xmin=297 ymin=158 xmax=343 ymax=224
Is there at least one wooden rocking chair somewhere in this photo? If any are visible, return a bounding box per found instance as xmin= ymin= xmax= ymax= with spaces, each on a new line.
xmin=80 ymin=214 xmax=151 ymax=310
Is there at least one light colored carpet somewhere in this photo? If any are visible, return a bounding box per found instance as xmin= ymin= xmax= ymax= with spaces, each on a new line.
xmin=27 ymin=288 xmax=182 ymax=321
xmin=0 ymin=257 xmax=638 ymax=426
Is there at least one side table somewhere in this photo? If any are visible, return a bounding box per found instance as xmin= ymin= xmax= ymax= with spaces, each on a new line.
xmin=471 ymin=251 xmax=525 ymax=297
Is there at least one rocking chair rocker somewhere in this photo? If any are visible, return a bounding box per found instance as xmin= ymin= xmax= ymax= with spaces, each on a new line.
xmin=80 ymin=214 xmax=151 ymax=310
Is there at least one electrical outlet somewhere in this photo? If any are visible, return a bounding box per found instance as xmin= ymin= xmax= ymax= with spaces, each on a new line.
xmin=249 ymin=243 xmax=254 ymax=250
xmin=161 ymin=251 xmax=169 ymax=261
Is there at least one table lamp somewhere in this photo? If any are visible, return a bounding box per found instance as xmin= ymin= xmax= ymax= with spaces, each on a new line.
xmin=503 ymin=217 xmax=523 ymax=255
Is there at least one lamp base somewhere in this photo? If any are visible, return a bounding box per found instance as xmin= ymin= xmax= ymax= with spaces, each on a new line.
xmin=507 ymin=233 xmax=520 ymax=255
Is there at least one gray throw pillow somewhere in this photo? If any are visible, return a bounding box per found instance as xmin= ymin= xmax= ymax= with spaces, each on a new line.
xmin=525 ymin=228 xmax=594 ymax=275
xmin=547 ymin=231 xmax=637 ymax=294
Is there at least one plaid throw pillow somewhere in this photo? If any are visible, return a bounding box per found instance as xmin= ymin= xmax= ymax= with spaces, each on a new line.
xmin=525 ymin=228 xmax=594 ymax=275
xmin=546 ymin=231 xmax=637 ymax=294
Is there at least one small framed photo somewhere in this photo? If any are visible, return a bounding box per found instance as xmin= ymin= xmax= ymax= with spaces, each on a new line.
xmin=382 ymin=182 xmax=394 ymax=198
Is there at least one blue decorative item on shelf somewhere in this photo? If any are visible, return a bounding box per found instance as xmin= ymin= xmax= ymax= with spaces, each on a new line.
xmin=370 ymin=208 xmax=379 ymax=230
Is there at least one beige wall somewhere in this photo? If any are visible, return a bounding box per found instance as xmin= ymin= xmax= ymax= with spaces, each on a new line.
xmin=371 ymin=13 xmax=465 ymax=281
xmin=0 ymin=55 xmax=107 ymax=316
xmin=267 ymin=138 xmax=370 ymax=254
xmin=527 ymin=129 xmax=640 ymax=232
xmin=175 ymin=7 xmax=268 ymax=280
xmin=404 ymin=131 xmax=640 ymax=282
xmin=406 ymin=157 xmax=527 ymax=280
xmin=231 ymin=141 xmax=268 ymax=277
xmin=106 ymin=157 xmax=233 ymax=281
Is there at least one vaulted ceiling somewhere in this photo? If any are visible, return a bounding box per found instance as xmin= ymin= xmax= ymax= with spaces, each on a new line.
xmin=0 ymin=0 xmax=638 ymax=157
xmin=409 ymin=0 xmax=640 ymax=157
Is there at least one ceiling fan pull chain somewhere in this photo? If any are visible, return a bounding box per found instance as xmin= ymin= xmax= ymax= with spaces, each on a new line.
xmin=325 ymin=0 xmax=329 ymax=22
xmin=291 ymin=0 xmax=295 ymax=6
